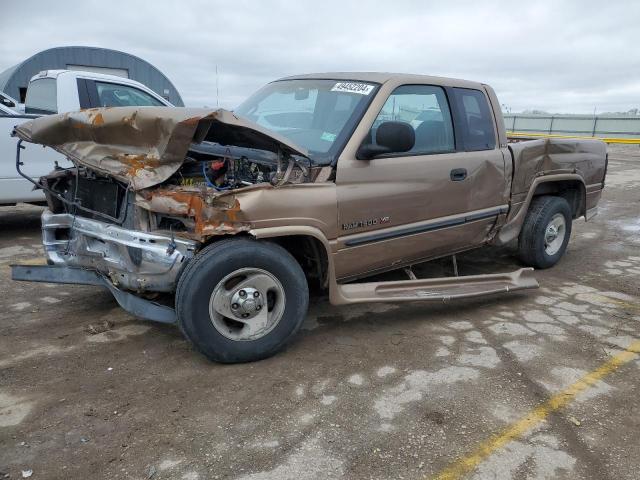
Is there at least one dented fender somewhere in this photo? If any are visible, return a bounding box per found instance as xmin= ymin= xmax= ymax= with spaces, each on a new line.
xmin=136 ymin=187 xmax=251 ymax=238
xmin=135 ymin=181 xmax=339 ymax=243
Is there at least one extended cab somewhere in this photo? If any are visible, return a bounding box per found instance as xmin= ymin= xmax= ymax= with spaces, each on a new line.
xmin=11 ymin=73 xmax=607 ymax=363
xmin=1 ymin=69 xmax=172 ymax=205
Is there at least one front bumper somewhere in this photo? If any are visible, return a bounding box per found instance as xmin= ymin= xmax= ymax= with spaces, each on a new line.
xmin=41 ymin=209 xmax=198 ymax=292
xmin=11 ymin=265 xmax=177 ymax=324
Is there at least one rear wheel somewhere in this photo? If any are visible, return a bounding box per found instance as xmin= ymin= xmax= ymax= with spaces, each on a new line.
xmin=176 ymin=238 xmax=309 ymax=363
xmin=518 ymin=196 xmax=572 ymax=269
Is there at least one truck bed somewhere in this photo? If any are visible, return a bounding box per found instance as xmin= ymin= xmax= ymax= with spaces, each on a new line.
xmin=508 ymin=137 xmax=607 ymax=196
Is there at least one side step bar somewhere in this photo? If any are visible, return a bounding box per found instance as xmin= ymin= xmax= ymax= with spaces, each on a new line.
xmin=13 ymin=265 xmax=537 ymax=319
xmin=11 ymin=265 xmax=177 ymax=325
xmin=333 ymin=268 xmax=538 ymax=305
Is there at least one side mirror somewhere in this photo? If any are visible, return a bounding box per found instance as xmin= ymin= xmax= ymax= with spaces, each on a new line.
xmin=357 ymin=121 xmax=415 ymax=160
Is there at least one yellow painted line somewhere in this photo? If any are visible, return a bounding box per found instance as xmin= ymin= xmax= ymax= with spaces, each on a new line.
xmin=431 ymin=339 xmax=640 ymax=480
xmin=506 ymin=131 xmax=640 ymax=144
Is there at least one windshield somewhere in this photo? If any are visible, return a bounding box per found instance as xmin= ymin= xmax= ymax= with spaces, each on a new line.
xmin=235 ymin=79 xmax=377 ymax=163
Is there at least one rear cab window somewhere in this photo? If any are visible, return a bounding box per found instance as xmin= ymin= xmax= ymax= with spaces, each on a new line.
xmin=25 ymin=78 xmax=57 ymax=114
xmin=451 ymin=88 xmax=496 ymax=151
xmin=369 ymin=85 xmax=455 ymax=155
xmin=95 ymin=81 xmax=164 ymax=107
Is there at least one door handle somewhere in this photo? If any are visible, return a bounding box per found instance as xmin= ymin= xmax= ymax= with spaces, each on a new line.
xmin=450 ymin=168 xmax=467 ymax=181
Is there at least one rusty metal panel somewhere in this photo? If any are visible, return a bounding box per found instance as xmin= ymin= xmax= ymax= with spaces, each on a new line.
xmin=12 ymin=106 xmax=309 ymax=190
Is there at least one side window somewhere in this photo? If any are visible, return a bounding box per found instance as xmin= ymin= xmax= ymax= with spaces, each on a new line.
xmin=25 ymin=78 xmax=57 ymax=114
xmin=370 ymin=85 xmax=454 ymax=155
xmin=451 ymin=88 xmax=496 ymax=151
xmin=95 ymin=81 xmax=164 ymax=107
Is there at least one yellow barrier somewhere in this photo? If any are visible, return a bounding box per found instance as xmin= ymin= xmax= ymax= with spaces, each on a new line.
xmin=506 ymin=131 xmax=640 ymax=144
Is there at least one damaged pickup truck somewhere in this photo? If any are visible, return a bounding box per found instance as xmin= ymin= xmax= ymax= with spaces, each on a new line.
xmin=11 ymin=73 xmax=607 ymax=363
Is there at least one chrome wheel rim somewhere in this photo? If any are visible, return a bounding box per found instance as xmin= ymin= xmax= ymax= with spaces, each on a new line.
xmin=544 ymin=213 xmax=566 ymax=256
xmin=209 ymin=268 xmax=286 ymax=341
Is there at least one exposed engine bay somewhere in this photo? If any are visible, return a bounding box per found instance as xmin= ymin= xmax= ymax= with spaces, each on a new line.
xmin=41 ymin=167 xmax=127 ymax=222
xmin=169 ymin=142 xmax=310 ymax=190
xmin=11 ymin=106 xmax=335 ymax=281
xmin=38 ymin=139 xmax=322 ymax=240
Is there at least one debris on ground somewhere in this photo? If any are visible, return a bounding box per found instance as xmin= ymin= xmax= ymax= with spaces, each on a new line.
xmin=85 ymin=320 xmax=114 ymax=335
xmin=146 ymin=465 xmax=156 ymax=478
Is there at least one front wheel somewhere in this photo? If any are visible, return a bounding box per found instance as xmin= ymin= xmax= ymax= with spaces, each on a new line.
xmin=518 ymin=195 xmax=572 ymax=269
xmin=176 ymin=238 xmax=309 ymax=363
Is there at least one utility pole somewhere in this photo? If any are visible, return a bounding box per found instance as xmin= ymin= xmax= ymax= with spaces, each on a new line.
xmin=216 ymin=65 xmax=219 ymax=108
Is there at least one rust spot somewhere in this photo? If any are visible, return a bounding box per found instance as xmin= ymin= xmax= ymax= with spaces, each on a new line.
xmin=116 ymin=153 xmax=161 ymax=177
xmin=92 ymin=113 xmax=104 ymax=126
xmin=138 ymin=188 xmax=249 ymax=239
xmin=225 ymin=199 xmax=241 ymax=222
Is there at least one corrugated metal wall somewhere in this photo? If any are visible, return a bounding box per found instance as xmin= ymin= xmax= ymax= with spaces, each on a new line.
xmin=504 ymin=114 xmax=640 ymax=140
xmin=0 ymin=46 xmax=184 ymax=106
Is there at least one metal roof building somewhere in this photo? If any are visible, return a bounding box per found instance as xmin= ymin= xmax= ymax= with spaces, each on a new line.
xmin=0 ymin=46 xmax=184 ymax=106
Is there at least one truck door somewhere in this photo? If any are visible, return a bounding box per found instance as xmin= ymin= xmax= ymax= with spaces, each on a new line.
xmin=334 ymin=84 xmax=507 ymax=280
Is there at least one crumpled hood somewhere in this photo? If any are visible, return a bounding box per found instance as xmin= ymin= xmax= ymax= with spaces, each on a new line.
xmin=13 ymin=107 xmax=309 ymax=190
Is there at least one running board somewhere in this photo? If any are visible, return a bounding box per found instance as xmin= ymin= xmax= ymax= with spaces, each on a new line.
xmin=333 ymin=268 xmax=538 ymax=305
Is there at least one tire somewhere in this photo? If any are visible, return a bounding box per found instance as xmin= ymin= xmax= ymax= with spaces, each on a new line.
xmin=518 ymin=195 xmax=572 ymax=269
xmin=176 ymin=238 xmax=309 ymax=363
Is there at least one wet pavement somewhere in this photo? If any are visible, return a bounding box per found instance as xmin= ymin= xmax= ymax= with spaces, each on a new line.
xmin=1 ymin=144 xmax=639 ymax=479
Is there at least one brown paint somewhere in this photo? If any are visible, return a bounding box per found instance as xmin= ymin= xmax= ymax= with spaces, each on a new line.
xmin=14 ymin=73 xmax=607 ymax=295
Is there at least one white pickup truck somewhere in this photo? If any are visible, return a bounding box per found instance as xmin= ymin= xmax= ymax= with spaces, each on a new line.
xmin=0 ymin=92 xmax=23 ymax=113
xmin=1 ymin=69 xmax=173 ymax=205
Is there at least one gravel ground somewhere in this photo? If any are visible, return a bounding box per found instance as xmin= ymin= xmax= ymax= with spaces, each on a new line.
xmin=0 ymin=144 xmax=639 ymax=480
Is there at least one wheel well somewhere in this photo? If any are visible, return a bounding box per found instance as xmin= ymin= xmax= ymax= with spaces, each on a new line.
xmin=531 ymin=180 xmax=585 ymax=219
xmin=200 ymin=233 xmax=329 ymax=291
xmin=265 ymin=235 xmax=329 ymax=291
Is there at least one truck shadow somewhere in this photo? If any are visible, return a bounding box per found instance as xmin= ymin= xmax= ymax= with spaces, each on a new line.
xmin=0 ymin=205 xmax=44 ymax=239
xmin=303 ymin=245 xmax=527 ymax=334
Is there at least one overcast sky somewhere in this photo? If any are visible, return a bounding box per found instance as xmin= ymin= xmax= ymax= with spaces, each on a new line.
xmin=2 ymin=0 xmax=639 ymax=113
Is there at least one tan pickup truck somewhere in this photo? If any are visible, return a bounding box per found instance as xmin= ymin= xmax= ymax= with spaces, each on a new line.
xmin=11 ymin=73 xmax=607 ymax=362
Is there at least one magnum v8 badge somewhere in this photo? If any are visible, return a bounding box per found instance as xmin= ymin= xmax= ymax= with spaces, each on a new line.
xmin=342 ymin=216 xmax=390 ymax=231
